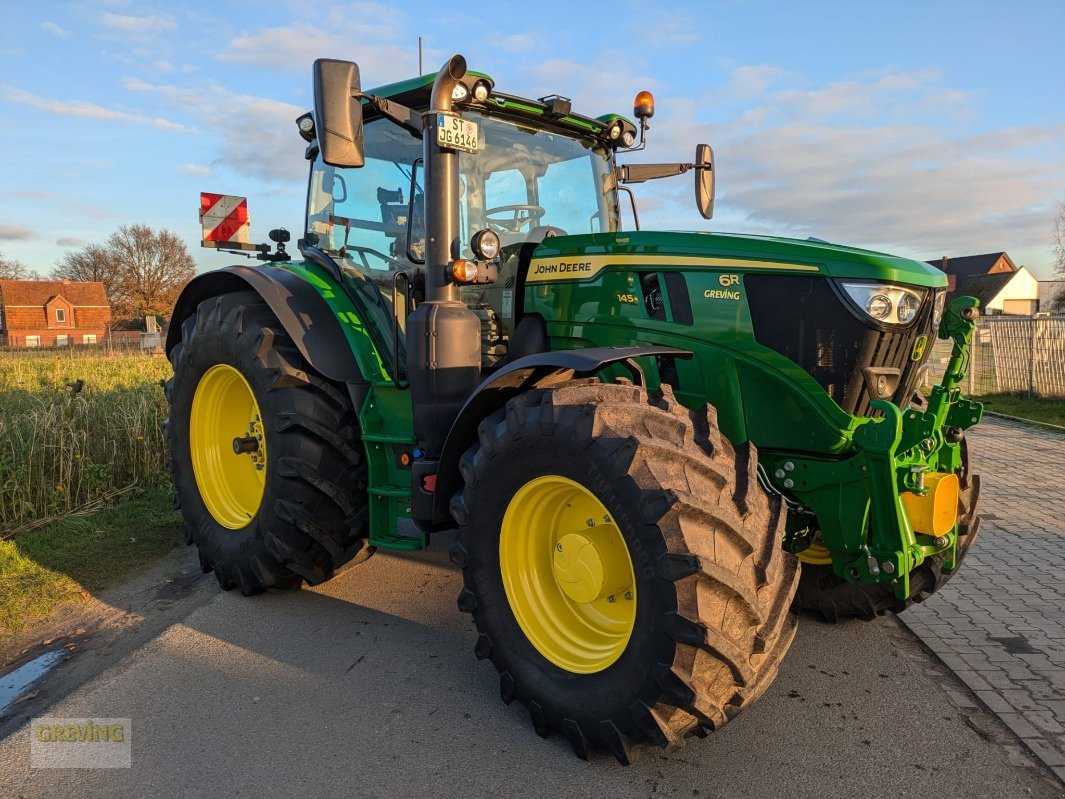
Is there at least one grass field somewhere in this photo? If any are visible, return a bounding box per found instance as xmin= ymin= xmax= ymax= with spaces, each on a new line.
xmin=0 ymin=348 xmax=173 ymax=534
xmin=0 ymin=349 xmax=180 ymax=632
xmin=979 ymin=393 xmax=1065 ymax=427
xmin=0 ymin=488 xmax=182 ymax=630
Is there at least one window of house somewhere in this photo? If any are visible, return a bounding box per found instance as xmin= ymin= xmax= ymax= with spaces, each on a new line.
xmin=55 ymin=308 xmax=66 ymax=324
xmin=82 ymin=334 xmax=98 ymax=345
xmin=56 ymin=334 xmax=69 ymax=346
xmin=26 ymin=335 xmax=41 ymax=348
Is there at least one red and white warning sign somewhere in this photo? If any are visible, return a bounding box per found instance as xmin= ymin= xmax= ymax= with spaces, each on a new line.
xmin=200 ymin=193 xmax=250 ymax=244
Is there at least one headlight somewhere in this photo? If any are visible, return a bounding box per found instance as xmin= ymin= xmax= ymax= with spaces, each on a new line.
xmin=897 ymin=292 xmax=920 ymax=324
xmin=931 ymin=290 xmax=946 ymax=330
xmin=841 ymin=282 xmax=924 ymax=326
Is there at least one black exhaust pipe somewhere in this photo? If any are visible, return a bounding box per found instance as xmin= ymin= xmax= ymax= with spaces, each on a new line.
xmin=407 ymin=55 xmax=482 ymax=528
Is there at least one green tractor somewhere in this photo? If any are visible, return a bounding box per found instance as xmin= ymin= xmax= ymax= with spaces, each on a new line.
xmin=166 ymin=54 xmax=982 ymax=763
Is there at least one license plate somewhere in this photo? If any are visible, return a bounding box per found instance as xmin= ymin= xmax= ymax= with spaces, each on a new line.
xmin=437 ymin=113 xmax=480 ymax=154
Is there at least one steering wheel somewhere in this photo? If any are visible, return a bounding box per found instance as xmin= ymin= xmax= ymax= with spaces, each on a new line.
xmin=483 ymin=204 xmax=546 ymax=234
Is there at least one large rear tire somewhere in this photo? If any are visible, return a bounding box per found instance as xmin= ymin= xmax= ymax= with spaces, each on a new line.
xmin=166 ymin=291 xmax=372 ymax=594
xmin=794 ymin=409 xmax=981 ymax=622
xmin=450 ymin=381 xmax=799 ymax=763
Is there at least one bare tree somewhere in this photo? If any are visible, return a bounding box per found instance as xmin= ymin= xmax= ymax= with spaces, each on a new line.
xmin=0 ymin=250 xmax=39 ymax=280
xmin=52 ymin=243 xmax=118 ymax=297
xmin=1053 ymin=201 xmax=1065 ymax=313
xmin=105 ymin=225 xmax=195 ymax=322
xmin=52 ymin=225 xmax=196 ymax=325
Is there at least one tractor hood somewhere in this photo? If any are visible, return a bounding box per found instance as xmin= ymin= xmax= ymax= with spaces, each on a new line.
xmin=531 ymin=230 xmax=947 ymax=289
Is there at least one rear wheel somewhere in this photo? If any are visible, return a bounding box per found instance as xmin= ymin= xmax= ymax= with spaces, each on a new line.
xmin=794 ymin=408 xmax=981 ymax=621
xmin=166 ymin=291 xmax=372 ymax=594
xmin=450 ymin=381 xmax=799 ymax=762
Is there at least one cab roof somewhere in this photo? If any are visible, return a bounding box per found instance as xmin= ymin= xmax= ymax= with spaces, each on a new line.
xmin=363 ymin=70 xmax=635 ymax=144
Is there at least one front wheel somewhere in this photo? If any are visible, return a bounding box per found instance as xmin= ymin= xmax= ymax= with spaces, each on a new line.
xmin=450 ymin=381 xmax=799 ymax=762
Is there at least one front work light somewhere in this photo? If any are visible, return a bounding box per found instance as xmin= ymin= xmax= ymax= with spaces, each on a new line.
xmin=296 ymin=112 xmax=316 ymax=142
xmin=841 ymin=282 xmax=925 ymax=326
xmin=471 ymin=229 xmax=500 ymax=260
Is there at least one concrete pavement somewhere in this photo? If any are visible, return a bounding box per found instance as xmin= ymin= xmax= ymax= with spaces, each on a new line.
xmin=1 ymin=543 xmax=1061 ymax=798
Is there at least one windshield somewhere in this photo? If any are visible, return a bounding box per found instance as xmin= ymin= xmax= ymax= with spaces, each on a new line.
xmin=305 ymin=112 xmax=618 ymax=266
xmin=304 ymin=110 xmax=619 ymax=376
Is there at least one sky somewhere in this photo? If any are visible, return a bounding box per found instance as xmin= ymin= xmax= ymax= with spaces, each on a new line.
xmin=1 ymin=0 xmax=1063 ymax=278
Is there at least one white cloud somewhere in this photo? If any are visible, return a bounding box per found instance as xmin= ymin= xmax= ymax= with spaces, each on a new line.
xmin=627 ymin=66 xmax=1062 ymax=274
xmin=179 ymin=163 xmax=211 ymax=176
xmin=501 ymin=33 xmax=535 ymax=52
xmin=56 ymin=237 xmax=87 ymax=247
xmin=153 ymin=60 xmax=175 ymax=73
xmin=531 ymin=52 xmax=663 ymax=119
xmin=124 ymin=78 xmax=305 ymax=181
xmin=217 ymin=5 xmax=415 ymax=80
xmin=3 ymin=87 xmax=188 ymax=132
xmin=727 ymin=65 xmax=793 ymax=99
xmin=0 ymin=225 xmax=36 ymax=240
xmin=41 ymin=21 xmax=71 ymax=38
xmin=101 ymin=12 xmax=177 ymax=33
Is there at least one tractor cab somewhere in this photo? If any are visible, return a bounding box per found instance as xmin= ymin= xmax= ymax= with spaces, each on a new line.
xmin=301 ymin=84 xmax=624 ymax=371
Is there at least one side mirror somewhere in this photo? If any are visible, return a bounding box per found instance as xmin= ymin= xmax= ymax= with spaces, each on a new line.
xmin=695 ymin=143 xmax=715 ymax=220
xmin=313 ymin=58 xmax=364 ymax=168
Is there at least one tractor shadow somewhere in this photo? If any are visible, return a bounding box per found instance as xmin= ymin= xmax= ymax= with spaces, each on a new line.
xmin=112 ymin=545 xmax=1048 ymax=797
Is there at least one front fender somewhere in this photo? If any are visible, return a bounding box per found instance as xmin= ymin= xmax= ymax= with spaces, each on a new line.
xmin=423 ymin=345 xmax=693 ymax=529
xmin=166 ymin=264 xmax=365 ymax=385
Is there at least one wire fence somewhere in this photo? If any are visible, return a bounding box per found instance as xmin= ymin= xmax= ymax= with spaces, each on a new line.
xmin=923 ymin=315 xmax=1065 ymax=398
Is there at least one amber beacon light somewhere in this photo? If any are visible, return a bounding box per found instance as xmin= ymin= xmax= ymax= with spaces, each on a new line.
xmin=633 ymin=90 xmax=655 ymax=120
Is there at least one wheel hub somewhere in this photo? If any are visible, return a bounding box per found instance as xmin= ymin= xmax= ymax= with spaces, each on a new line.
xmin=552 ymin=532 xmax=605 ymax=603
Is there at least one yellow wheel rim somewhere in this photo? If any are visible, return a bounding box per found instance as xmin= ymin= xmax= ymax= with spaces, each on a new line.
xmin=798 ymin=533 xmax=833 ymax=566
xmin=499 ymin=475 xmax=636 ymax=674
xmin=190 ymin=364 xmax=267 ymax=530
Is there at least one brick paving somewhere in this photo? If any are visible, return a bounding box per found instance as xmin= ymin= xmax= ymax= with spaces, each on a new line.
xmin=899 ymin=415 xmax=1065 ymax=785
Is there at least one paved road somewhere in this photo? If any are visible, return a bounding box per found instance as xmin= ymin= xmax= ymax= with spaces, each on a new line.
xmin=1 ymin=542 xmax=1060 ymax=798
xmin=901 ymin=417 xmax=1065 ymax=782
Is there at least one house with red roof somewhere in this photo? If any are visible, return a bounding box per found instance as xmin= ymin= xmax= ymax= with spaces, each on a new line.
xmin=926 ymin=252 xmax=1040 ymax=315
xmin=0 ymin=279 xmax=112 ymax=347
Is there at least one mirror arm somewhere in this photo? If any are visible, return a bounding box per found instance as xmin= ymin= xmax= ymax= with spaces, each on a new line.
xmin=357 ymin=93 xmax=424 ymax=139
xmin=617 ymin=162 xmax=695 ymax=184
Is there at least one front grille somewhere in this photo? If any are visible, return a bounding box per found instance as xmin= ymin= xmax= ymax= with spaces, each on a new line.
xmin=745 ymin=275 xmax=935 ymax=417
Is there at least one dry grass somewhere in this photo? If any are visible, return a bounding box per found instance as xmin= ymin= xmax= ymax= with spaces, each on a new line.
xmin=0 ymin=349 xmax=173 ymax=535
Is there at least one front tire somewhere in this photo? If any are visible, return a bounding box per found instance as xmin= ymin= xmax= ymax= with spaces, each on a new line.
xmin=166 ymin=291 xmax=372 ymax=594
xmin=450 ymin=381 xmax=799 ymax=762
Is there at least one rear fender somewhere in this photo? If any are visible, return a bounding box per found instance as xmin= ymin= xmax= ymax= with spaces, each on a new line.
xmin=166 ymin=264 xmax=365 ymax=386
